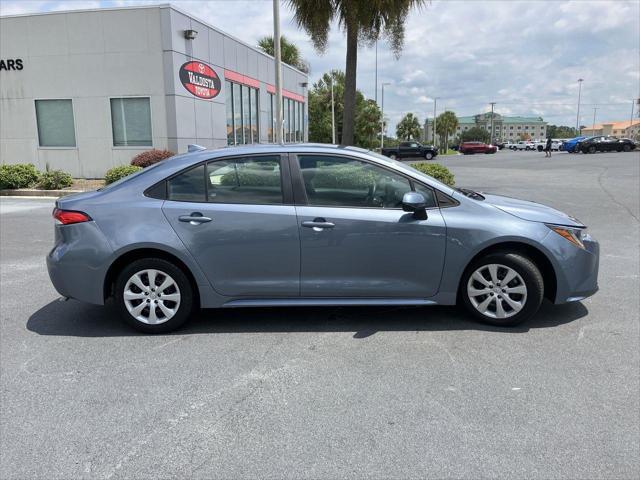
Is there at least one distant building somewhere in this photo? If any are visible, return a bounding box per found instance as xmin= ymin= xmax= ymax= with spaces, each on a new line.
xmin=581 ymin=120 xmax=640 ymax=139
xmin=424 ymin=112 xmax=547 ymax=143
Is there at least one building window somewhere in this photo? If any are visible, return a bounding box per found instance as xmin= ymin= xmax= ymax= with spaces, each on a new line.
xmin=510 ymin=126 xmax=514 ymax=130
xmin=35 ymin=99 xmax=76 ymax=147
xmin=225 ymin=81 xmax=259 ymax=145
xmin=110 ymin=97 xmax=152 ymax=147
xmin=266 ymin=94 xmax=304 ymax=143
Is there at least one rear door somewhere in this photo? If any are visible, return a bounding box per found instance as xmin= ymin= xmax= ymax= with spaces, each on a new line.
xmin=292 ymin=153 xmax=446 ymax=298
xmin=162 ymin=153 xmax=300 ymax=297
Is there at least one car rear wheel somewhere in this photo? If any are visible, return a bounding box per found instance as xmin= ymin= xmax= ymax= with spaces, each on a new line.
xmin=460 ymin=253 xmax=544 ymax=327
xmin=425 ymin=152 xmax=434 ymax=160
xmin=588 ymin=145 xmax=596 ymax=154
xmin=115 ymin=258 xmax=195 ymax=333
xmin=389 ymin=153 xmax=397 ymax=160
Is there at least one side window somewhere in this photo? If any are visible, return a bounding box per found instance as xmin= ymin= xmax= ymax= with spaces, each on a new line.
xmin=167 ymin=164 xmax=206 ymax=202
xmin=207 ymin=155 xmax=283 ymax=204
xmin=298 ymin=155 xmax=411 ymax=209
xmin=412 ymin=183 xmax=438 ymax=208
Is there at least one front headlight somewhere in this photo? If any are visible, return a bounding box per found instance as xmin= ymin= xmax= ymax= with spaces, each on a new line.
xmin=546 ymin=224 xmax=586 ymax=249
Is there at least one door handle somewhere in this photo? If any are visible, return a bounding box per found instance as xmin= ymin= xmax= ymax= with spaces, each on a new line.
xmin=302 ymin=218 xmax=335 ymax=230
xmin=179 ymin=213 xmax=212 ymax=224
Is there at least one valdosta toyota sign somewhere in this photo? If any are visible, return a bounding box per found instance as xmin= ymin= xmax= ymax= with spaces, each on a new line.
xmin=179 ymin=61 xmax=221 ymax=99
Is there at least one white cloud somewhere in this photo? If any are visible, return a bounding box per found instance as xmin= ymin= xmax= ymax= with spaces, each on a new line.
xmin=1 ymin=0 xmax=638 ymax=133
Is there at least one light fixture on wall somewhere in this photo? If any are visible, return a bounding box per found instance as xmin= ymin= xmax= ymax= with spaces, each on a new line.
xmin=183 ymin=29 xmax=198 ymax=40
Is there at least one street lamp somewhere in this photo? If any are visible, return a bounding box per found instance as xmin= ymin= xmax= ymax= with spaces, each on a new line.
xmin=380 ymin=82 xmax=391 ymax=149
xmin=576 ymin=78 xmax=584 ymax=135
xmin=330 ymin=74 xmax=336 ymax=144
xmin=432 ymin=97 xmax=439 ymax=147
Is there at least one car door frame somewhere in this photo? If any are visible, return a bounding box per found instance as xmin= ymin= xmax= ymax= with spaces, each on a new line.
xmin=159 ymin=151 xmax=301 ymax=297
xmin=287 ymin=151 xmax=451 ymax=298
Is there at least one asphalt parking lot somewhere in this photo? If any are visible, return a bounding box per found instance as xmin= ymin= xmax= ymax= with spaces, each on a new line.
xmin=1 ymin=149 xmax=638 ymax=479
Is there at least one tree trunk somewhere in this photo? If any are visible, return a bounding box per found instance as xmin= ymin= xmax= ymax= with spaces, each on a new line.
xmin=341 ymin=21 xmax=358 ymax=146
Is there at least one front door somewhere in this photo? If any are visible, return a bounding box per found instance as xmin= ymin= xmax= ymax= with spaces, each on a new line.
xmin=162 ymin=154 xmax=300 ymax=297
xmin=293 ymin=154 xmax=447 ymax=298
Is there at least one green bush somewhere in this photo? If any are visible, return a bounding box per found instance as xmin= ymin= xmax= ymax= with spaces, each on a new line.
xmin=0 ymin=163 xmax=41 ymax=189
xmin=411 ymin=162 xmax=455 ymax=187
xmin=38 ymin=170 xmax=73 ymax=190
xmin=313 ymin=163 xmax=377 ymax=189
xmin=104 ymin=165 xmax=142 ymax=185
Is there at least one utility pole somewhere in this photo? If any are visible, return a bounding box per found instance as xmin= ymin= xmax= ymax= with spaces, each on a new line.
xmin=490 ymin=102 xmax=496 ymax=144
xmin=374 ymin=41 xmax=378 ymax=105
xmin=380 ymin=82 xmax=391 ymax=149
xmin=330 ymin=74 xmax=336 ymax=144
xmin=576 ymin=78 xmax=583 ymax=134
xmin=630 ymin=98 xmax=636 ymax=127
xmin=273 ymin=0 xmax=283 ymax=144
xmin=433 ymin=98 xmax=438 ymax=147
xmin=592 ymin=107 xmax=598 ymax=134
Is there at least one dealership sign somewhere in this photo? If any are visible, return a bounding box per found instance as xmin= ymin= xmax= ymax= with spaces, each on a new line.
xmin=179 ymin=61 xmax=221 ymax=99
xmin=0 ymin=58 xmax=23 ymax=71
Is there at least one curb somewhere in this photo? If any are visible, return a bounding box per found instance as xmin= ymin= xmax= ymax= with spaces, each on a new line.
xmin=0 ymin=189 xmax=85 ymax=198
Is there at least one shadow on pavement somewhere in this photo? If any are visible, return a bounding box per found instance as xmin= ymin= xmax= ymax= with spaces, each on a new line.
xmin=27 ymin=298 xmax=589 ymax=338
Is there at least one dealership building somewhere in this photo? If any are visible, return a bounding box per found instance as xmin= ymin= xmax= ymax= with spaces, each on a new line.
xmin=0 ymin=5 xmax=308 ymax=177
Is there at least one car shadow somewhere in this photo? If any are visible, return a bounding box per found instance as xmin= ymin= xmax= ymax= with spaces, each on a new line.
xmin=26 ymin=298 xmax=589 ymax=338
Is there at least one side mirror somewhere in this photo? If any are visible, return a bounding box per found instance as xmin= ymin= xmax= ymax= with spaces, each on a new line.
xmin=402 ymin=192 xmax=428 ymax=220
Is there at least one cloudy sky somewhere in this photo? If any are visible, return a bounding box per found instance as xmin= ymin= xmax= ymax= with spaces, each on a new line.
xmin=2 ymin=0 xmax=639 ymax=132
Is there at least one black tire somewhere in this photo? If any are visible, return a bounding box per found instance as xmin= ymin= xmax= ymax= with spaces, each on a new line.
xmin=623 ymin=144 xmax=631 ymax=152
xmin=588 ymin=145 xmax=596 ymax=154
xmin=114 ymin=257 xmax=195 ymax=333
xmin=389 ymin=154 xmax=397 ymax=160
xmin=460 ymin=252 xmax=544 ymax=327
xmin=425 ymin=152 xmax=434 ymax=160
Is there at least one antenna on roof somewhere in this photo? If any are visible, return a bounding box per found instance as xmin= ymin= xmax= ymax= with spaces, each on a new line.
xmin=187 ymin=144 xmax=206 ymax=153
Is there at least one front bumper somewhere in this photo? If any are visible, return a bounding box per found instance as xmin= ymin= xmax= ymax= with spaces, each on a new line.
xmin=542 ymin=230 xmax=600 ymax=304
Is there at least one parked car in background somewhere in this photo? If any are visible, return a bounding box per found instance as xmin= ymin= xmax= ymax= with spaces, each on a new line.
xmin=534 ymin=139 xmax=562 ymax=152
xmin=504 ymin=142 xmax=517 ymax=150
xmin=381 ymin=141 xmax=438 ymax=160
xmin=560 ymin=136 xmax=588 ymax=153
xmin=514 ymin=141 xmax=536 ymax=151
xmin=47 ymin=143 xmax=599 ymax=333
xmin=459 ymin=141 xmax=497 ymax=154
xmin=577 ymin=136 xmax=637 ymax=154
xmin=492 ymin=141 xmax=506 ymax=150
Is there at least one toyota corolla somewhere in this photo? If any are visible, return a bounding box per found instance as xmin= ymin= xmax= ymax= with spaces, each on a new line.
xmin=47 ymin=144 xmax=599 ymax=333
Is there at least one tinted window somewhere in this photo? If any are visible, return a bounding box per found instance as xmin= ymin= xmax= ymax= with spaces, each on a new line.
xmin=298 ymin=155 xmax=411 ymax=208
xmin=110 ymin=97 xmax=152 ymax=147
xmin=167 ymin=164 xmax=205 ymax=202
xmin=207 ymin=155 xmax=283 ymax=204
xmin=35 ymin=99 xmax=76 ymax=147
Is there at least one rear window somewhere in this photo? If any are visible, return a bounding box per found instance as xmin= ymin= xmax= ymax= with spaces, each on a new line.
xmin=167 ymin=164 xmax=206 ymax=202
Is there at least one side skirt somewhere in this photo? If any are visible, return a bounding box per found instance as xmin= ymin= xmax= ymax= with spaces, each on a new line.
xmin=221 ymin=298 xmax=439 ymax=308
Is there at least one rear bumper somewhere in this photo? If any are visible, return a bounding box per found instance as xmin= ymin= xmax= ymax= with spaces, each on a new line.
xmin=46 ymin=222 xmax=113 ymax=305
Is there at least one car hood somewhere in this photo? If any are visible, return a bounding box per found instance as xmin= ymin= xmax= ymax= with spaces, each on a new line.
xmin=482 ymin=193 xmax=585 ymax=227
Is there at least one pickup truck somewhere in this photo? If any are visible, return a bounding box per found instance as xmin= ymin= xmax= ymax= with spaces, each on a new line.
xmin=381 ymin=141 xmax=438 ymax=160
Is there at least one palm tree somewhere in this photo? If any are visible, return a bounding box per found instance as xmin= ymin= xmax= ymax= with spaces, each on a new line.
xmin=396 ymin=113 xmax=421 ymax=140
xmin=287 ymin=0 xmax=426 ymax=146
xmin=435 ymin=111 xmax=458 ymax=152
xmin=257 ymin=35 xmax=309 ymax=73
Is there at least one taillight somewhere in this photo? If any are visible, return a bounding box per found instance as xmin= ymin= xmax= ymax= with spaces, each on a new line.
xmin=53 ymin=208 xmax=92 ymax=225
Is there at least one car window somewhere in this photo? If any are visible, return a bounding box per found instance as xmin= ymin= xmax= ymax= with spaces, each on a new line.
xmin=167 ymin=164 xmax=206 ymax=202
xmin=207 ymin=155 xmax=283 ymax=205
xmin=410 ymin=143 xmax=418 ymax=148
xmin=412 ymin=183 xmax=438 ymax=208
xmin=298 ymin=155 xmax=411 ymax=209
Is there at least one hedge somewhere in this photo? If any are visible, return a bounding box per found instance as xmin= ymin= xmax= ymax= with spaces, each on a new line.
xmin=411 ymin=162 xmax=455 ymax=187
xmin=38 ymin=170 xmax=74 ymax=190
xmin=104 ymin=165 xmax=142 ymax=185
xmin=131 ymin=149 xmax=175 ymax=168
xmin=0 ymin=164 xmax=41 ymax=189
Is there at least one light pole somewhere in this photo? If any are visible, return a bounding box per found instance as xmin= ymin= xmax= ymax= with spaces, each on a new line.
xmin=273 ymin=0 xmax=283 ymax=144
xmin=380 ymin=82 xmax=391 ymax=149
xmin=330 ymin=74 xmax=336 ymax=144
xmin=490 ymin=102 xmax=496 ymax=144
xmin=592 ymin=106 xmax=598 ymax=134
xmin=432 ymin=98 xmax=439 ymax=147
xmin=575 ymin=78 xmax=583 ymax=135
xmin=374 ymin=41 xmax=378 ymax=105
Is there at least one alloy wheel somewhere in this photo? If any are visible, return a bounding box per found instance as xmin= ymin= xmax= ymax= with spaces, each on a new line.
xmin=123 ymin=269 xmax=181 ymax=324
xmin=466 ymin=264 xmax=527 ymax=319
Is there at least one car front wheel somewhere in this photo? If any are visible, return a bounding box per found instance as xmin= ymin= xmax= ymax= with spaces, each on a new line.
xmin=623 ymin=144 xmax=631 ymax=152
xmin=425 ymin=152 xmax=433 ymax=160
xmin=115 ymin=258 xmax=195 ymax=333
xmin=461 ymin=253 xmax=544 ymax=327
xmin=389 ymin=153 xmax=397 ymax=160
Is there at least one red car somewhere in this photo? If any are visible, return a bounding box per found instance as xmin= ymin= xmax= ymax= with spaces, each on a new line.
xmin=459 ymin=141 xmax=497 ymax=154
